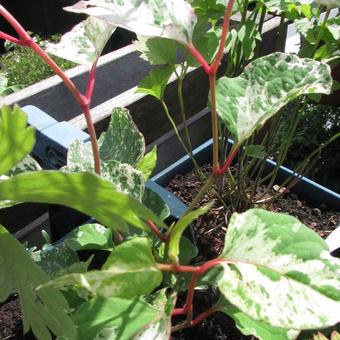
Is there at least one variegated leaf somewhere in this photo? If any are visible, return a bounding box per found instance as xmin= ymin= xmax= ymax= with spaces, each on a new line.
xmin=218 ymin=209 xmax=340 ymax=330
xmin=46 ymin=16 xmax=116 ymax=65
xmin=41 ymin=238 xmax=162 ymax=299
xmin=215 ymin=53 xmax=332 ymax=143
xmin=64 ymin=159 xmax=145 ymax=201
xmin=99 ymin=108 xmax=145 ymax=166
xmin=64 ymin=0 xmax=197 ymax=45
xmin=219 ymin=298 xmax=300 ymax=340
xmin=143 ymin=187 xmax=170 ymax=222
xmin=5 ymin=154 xmax=41 ymax=176
xmin=134 ymin=290 xmax=176 ymax=339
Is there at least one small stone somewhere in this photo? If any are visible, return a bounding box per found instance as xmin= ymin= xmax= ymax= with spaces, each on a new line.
xmin=312 ymin=208 xmax=322 ymax=216
xmin=296 ymin=200 xmax=303 ymax=208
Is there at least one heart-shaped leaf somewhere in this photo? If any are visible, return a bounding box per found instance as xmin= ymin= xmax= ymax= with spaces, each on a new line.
xmin=215 ymin=53 xmax=332 ymax=143
xmin=65 ymin=0 xmax=197 ymax=45
xmin=47 ymin=16 xmax=116 ymax=65
xmin=218 ymin=209 xmax=340 ymax=330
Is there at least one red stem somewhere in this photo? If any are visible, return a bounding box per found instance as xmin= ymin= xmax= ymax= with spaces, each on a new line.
xmin=146 ymin=220 xmax=167 ymax=243
xmin=0 ymin=31 xmax=21 ymax=45
xmin=183 ymin=273 xmax=199 ymax=315
xmin=210 ymin=0 xmax=235 ymax=75
xmin=190 ymin=305 xmax=223 ymax=327
xmin=86 ymin=58 xmax=98 ymax=104
xmin=185 ymin=43 xmax=211 ymax=75
xmin=0 ymin=4 xmax=101 ymax=174
xmin=216 ymin=144 xmax=239 ymax=176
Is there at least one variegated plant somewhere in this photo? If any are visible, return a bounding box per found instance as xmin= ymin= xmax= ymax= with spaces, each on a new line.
xmin=0 ymin=1 xmax=339 ymax=340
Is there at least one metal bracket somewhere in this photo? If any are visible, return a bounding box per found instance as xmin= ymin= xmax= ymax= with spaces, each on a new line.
xmin=22 ymin=105 xmax=89 ymax=169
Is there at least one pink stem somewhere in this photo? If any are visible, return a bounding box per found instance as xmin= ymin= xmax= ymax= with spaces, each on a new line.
xmin=185 ymin=44 xmax=211 ymax=75
xmin=0 ymin=31 xmax=21 ymax=45
xmin=0 ymin=4 xmax=101 ymax=174
xmin=86 ymin=58 xmax=98 ymax=104
xmin=216 ymin=144 xmax=239 ymax=176
xmin=146 ymin=220 xmax=167 ymax=243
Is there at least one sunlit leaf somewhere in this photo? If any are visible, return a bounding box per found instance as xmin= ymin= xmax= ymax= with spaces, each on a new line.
xmin=74 ymin=296 xmax=159 ymax=339
xmin=169 ymin=203 xmax=213 ymax=263
xmin=134 ymin=290 xmax=176 ymax=339
xmin=0 ymin=105 xmax=35 ymax=176
xmin=99 ymin=108 xmax=145 ymax=167
xmin=42 ymin=238 xmax=162 ymax=299
xmin=137 ymin=66 xmax=174 ymax=100
xmin=219 ymin=297 xmax=300 ymax=340
xmin=47 ymin=16 xmax=116 ymax=65
xmin=64 ymin=223 xmax=113 ymax=251
xmin=218 ymin=209 xmax=340 ymax=330
xmin=136 ymin=145 xmax=158 ymax=181
xmin=0 ymin=226 xmax=76 ymax=339
xmin=65 ymin=0 xmax=197 ymax=45
xmin=215 ymin=53 xmax=332 ymax=143
xmin=0 ymin=171 xmax=166 ymax=232
xmin=5 ymin=154 xmax=41 ymax=176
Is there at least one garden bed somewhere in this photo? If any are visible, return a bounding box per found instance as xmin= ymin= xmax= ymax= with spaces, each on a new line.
xmin=166 ymin=164 xmax=339 ymax=339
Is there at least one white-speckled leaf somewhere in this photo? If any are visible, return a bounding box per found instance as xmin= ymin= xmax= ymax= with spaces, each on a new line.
xmin=219 ymin=297 xmax=300 ymax=340
xmin=65 ymin=0 xmax=197 ymax=45
xmin=143 ymin=187 xmax=170 ymax=222
xmin=64 ymin=138 xmax=145 ymax=201
xmin=5 ymin=155 xmax=41 ymax=177
xmin=99 ymin=108 xmax=145 ymax=167
xmin=215 ymin=53 xmax=332 ymax=143
xmin=46 ymin=16 xmax=116 ymax=65
xmin=218 ymin=209 xmax=340 ymax=330
xmin=41 ymin=238 xmax=162 ymax=299
xmin=134 ymin=290 xmax=176 ymax=339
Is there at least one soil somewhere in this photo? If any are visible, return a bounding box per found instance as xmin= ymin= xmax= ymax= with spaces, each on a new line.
xmin=167 ymin=164 xmax=339 ymax=339
xmin=1 ymin=164 xmax=339 ymax=339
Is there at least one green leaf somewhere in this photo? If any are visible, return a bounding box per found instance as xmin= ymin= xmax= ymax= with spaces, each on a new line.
xmin=0 ymin=171 xmax=166 ymax=232
xmin=42 ymin=238 xmax=162 ymax=299
xmin=179 ymin=236 xmax=197 ymax=265
xmin=327 ymin=16 xmax=340 ymax=41
xmin=244 ymin=145 xmax=267 ymax=159
xmin=143 ymin=187 xmax=170 ymax=222
xmin=99 ymin=108 xmax=145 ymax=167
xmin=5 ymin=154 xmax=41 ymax=176
xmin=237 ymin=18 xmax=261 ymax=60
xmin=219 ymin=298 xmax=299 ymax=340
xmin=295 ymin=18 xmax=314 ymax=39
xmin=31 ymin=242 xmax=79 ymax=277
xmin=0 ymin=226 xmax=76 ymax=339
xmin=136 ymin=145 xmax=158 ymax=181
xmin=134 ymin=36 xmax=179 ymax=65
xmin=47 ymin=16 xmax=116 ymax=65
xmin=64 ymin=159 xmax=145 ymax=201
xmin=215 ymin=53 xmax=332 ymax=143
xmin=218 ymin=208 xmax=340 ymax=330
xmin=74 ymin=296 xmax=159 ymax=339
xmin=134 ymin=290 xmax=176 ymax=339
xmin=64 ymin=223 xmax=113 ymax=251
xmin=169 ymin=203 xmax=213 ymax=263
xmin=137 ymin=66 xmax=174 ymax=100
xmin=65 ymin=0 xmax=197 ymax=45
xmin=0 ymin=105 xmax=35 ymax=176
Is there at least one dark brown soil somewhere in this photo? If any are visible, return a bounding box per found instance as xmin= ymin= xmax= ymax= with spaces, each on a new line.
xmin=0 ymin=296 xmax=23 ymax=340
xmin=168 ymin=164 xmax=339 ymax=339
